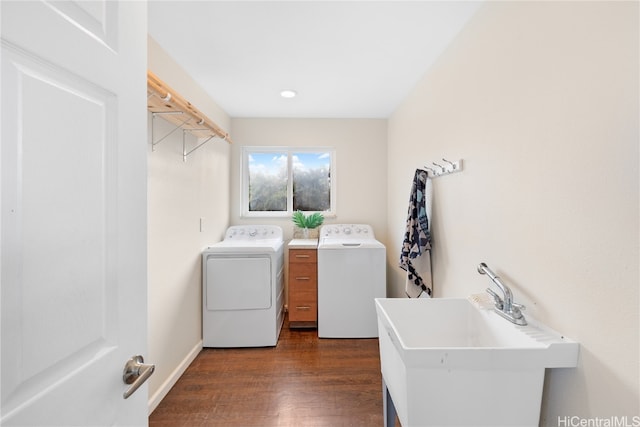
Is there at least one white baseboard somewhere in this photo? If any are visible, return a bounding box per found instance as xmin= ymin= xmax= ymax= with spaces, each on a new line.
xmin=148 ymin=340 xmax=203 ymax=415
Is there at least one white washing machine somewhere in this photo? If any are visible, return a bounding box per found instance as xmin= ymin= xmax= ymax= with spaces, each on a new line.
xmin=202 ymin=225 xmax=284 ymax=347
xmin=317 ymin=224 xmax=386 ymax=338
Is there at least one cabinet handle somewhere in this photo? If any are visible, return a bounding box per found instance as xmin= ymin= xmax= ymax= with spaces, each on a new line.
xmin=295 ymin=254 xmax=310 ymax=258
xmin=295 ymin=277 xmax=310 ymax=280
xmin=296 ymin=306 xmax=311 ymax=311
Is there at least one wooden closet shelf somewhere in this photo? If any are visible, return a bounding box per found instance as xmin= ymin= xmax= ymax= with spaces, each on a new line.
xmin=147 ymin=70 xmax=232 ymax=144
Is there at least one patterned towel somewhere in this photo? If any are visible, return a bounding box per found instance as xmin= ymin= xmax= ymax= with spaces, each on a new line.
xmin=399 ymin=169 xmax=433 ymax=298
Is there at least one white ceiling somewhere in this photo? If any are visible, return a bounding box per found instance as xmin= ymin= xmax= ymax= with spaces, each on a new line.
xmin=148 ymin=1 xmax=482 ymax=119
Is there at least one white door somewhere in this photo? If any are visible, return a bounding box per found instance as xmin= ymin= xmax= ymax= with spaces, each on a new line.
xmin=1 ymin=1 xmax=149 ymax=425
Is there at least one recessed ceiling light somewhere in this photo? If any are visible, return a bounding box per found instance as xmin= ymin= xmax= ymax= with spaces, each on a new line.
xmin=280 ymin=89 xmax=297 ymax=99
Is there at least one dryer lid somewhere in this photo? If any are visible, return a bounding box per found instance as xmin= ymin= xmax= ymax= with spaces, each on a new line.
xmin=205 ymin=239 xmax=283 ymax=252
xmin=203 ymin=225 xmax=284 ymax=253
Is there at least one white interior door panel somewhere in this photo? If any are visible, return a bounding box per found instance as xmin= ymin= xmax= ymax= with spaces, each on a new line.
xmin=1 ymin=1 xmax=148 ymax=425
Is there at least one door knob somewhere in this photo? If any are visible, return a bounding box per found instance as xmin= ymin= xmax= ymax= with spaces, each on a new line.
xmin=122 ymin=355 xmax=155 ymax=399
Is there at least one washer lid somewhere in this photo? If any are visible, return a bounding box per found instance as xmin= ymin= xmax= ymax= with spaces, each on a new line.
xmin=318 ymin=238 xmax=385 ymax=249
xmin=317 ymin=224 xmax=384 ymax=249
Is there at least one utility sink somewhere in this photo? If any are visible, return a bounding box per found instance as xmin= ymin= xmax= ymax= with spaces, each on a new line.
xmin=375 ymin=297 xmax=579 ymax=427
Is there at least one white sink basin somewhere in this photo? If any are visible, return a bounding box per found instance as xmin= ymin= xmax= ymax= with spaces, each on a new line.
xmin=375 ymin=297 xmax=579 ymax=427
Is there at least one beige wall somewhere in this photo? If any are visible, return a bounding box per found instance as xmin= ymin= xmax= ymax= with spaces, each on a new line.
xmin=387 ymin=1 xmax=638 ymax=422
xmin=147 ymin=37 xmax=231 ymax=411
xmin=230 ymin=118 xmax=388 ymax=242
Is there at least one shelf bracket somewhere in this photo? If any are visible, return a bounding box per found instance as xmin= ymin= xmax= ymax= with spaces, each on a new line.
xmin=182 ymin=131 xmax=226 ymax=162
xmin=151 ymin=112 xmax=192 ymax=151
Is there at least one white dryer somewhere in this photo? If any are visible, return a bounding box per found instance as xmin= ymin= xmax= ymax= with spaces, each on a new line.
xmin=202 ymin=225 xmax=284 ymax=347
xmin=317 ymin=224 xmax=386 ymax=338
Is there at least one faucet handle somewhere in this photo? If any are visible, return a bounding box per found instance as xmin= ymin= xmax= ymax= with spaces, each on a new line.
xmin=510 ymin=303 xmax=526 ymax=322
xmin=485 ymin=288 xmax=503 ymax=309
xmin=512 ymin=302 xmax=526 ymax=311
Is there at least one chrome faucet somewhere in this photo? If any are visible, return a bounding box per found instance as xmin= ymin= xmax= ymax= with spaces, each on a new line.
xmin=477 ymin=262 xmax=527 ymax=325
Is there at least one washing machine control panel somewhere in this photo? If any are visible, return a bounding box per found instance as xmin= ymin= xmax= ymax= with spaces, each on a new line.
xmin=224 ymin=225 xmax=283 ymax=241
xmin=319 ymin=224 xmax=375 ymax=239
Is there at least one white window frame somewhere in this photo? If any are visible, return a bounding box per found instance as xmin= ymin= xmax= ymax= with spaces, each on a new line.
xmin=241 ymin=146 xmax=336 ymax=218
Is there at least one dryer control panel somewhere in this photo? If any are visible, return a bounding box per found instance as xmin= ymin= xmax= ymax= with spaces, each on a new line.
xmin=224 ymin=225 xmax=283 ymax=241
xmin=319 ymin=224 xmax=375 ymax=239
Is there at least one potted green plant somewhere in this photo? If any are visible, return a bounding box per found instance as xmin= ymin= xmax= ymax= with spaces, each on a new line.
xmin=292 ymin=210 xmax=324 ymax=239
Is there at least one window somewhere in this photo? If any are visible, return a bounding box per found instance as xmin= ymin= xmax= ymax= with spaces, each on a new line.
xmin=241 ymin=147 xmax=335 ymax=217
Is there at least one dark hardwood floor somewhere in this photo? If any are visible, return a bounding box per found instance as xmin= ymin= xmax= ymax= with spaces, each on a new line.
xmin=149 ymin=316 xmax=395 ymax=426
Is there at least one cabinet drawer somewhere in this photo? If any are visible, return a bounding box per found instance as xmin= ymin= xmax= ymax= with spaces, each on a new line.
xmin=288 ymin=302 xmax=317 ymax=322
xmin=289 ymin=249 xmax=317 ymax=263
xmin=289 ymin=286 xmax=316 ymax=301
xmin=289 ymin=263 xmax=317 ymax=285
xmin=289 ymin=282 xmax=317 ymax=298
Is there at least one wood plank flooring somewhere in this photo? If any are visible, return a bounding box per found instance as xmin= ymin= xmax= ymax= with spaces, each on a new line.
xmin=149 ymin=317 xmax=394 ymax=426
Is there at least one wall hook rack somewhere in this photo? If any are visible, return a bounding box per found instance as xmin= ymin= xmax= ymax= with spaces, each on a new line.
xmin=423 ymin=158 xmax=463 ymax=178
